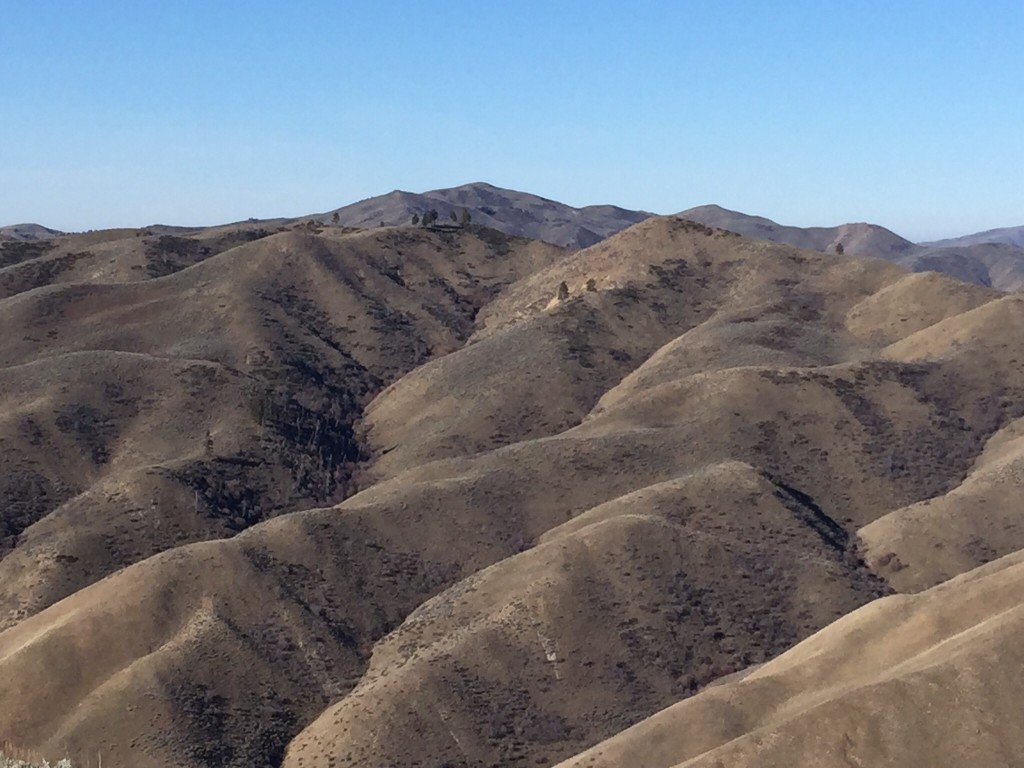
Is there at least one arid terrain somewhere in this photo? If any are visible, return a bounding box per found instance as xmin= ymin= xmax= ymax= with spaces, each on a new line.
xmin=3 ymin=188 xmax=1024 ymax=767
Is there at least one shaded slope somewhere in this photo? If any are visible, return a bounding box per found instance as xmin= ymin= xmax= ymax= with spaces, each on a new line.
xmin=857 ymin=294 xmax=1024 ymax=591
xmin=860 ymin=415 xmax=1024 ymax=592
xmin=905 ymin=241 xmax=1024 ymax=291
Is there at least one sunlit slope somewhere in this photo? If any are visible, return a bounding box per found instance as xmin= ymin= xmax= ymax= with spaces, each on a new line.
xmin=555 ymin=549 xmax=1024 ymax=768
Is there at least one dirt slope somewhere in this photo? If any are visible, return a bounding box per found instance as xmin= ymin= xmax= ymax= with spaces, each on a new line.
xmin=284 ymin=462 xmax=887 ymax=768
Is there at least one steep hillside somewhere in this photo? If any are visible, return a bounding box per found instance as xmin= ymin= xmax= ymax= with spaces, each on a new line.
xmin=4 ymin=217 xmax=1024 ymax=768
xmin=315 ymin=182 xmax=651 ymax=249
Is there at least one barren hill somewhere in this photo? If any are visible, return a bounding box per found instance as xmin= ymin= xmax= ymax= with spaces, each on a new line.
xmin=679 ymin=204 xmax=1024 ymax=291
xmin=314 ymin=182 xmax=651 ymax=249
xmin=2 ymin=215 xmax=1024 ymax=768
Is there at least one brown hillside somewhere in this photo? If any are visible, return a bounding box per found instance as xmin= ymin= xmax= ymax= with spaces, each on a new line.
xmin=284 ymin=462 xmax=887 ymax=768
xmin=2 ymin=216 xmax=1024 ymax=767
xmin=554 ymin=549 xmax=1024 ymax=768
xmin=0 ymin=225 xmax=564 ymax=630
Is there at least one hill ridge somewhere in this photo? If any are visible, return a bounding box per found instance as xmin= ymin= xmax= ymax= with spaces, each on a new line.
xmin=677 ymin=204 xmax=1024 ymax=291
xmin=2 ymin=205 xmax=1024 ymax=768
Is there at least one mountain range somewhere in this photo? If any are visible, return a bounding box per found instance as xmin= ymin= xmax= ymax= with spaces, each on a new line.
xmin=2 ymin=186 xmax=1024 ymax=767
xmin=7 ymin=182 xmax=1022 ymax=290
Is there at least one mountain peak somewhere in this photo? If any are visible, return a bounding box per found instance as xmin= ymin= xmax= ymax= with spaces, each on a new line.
xmin=317 ymin=183 xmax=650 ymax=249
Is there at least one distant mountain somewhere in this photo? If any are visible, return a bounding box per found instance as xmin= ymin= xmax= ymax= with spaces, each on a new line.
xmin=314 ymin=182 xmax=652 ymax=249
xmin=906 ymin=242 xmax=1024 ymax=292
xmin=925 ymin=225 xmax=1024 ymax=249
xmin=678 ymin=204 xmax=1024 ymax=292
xmin=677 ymin=204 xmax=917 ymax=259
xmin=0 ymin=223 xmax=62 ymax=241
xmin=556 ymin=548 xmax=1024 ymax=768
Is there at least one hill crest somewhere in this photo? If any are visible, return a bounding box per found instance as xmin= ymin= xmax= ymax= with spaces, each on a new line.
xmin=313 ymin=181 xmax=652 ymax=249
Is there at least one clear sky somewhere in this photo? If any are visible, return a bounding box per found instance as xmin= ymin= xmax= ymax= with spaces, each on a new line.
xmin=2 ymin=1 xmax=1021 ymax=240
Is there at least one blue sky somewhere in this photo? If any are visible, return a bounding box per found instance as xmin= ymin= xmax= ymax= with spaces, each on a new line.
xmin=2 ymin=1 xmax=1021 ymax=240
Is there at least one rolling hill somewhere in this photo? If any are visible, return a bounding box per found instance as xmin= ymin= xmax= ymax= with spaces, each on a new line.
xmin=3 ymin=210 xmax=1024 ymax=768
xmin=0 ymin=220 xmax=564 ymax=632
xmin=676 ymin=204 xmax=917 ymax=259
